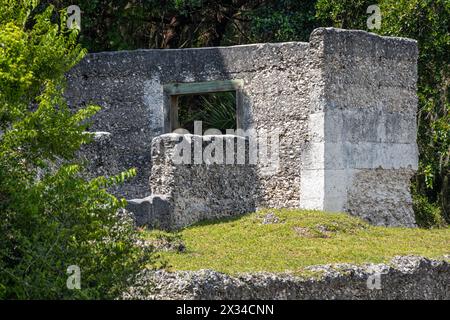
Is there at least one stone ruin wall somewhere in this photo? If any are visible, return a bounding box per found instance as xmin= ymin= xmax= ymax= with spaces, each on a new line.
xmin=123 ymin=256 xmax=450 ymax=300
xmin=139 ymin=134 xmax=257 ymax=230
xmin=301 ymin=28 xmax=418 ymax=226
xmin=66 ymin=27 xmax=419 ymax=229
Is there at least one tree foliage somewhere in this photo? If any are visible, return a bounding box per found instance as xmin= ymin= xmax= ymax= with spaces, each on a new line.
xmin=43 ymin=0 xmax=317 ymax=50
xmin=0 ymin=0 xmax=153 ymax=299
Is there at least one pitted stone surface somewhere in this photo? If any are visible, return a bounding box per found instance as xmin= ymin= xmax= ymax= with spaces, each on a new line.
xmin=346 ymin=168 xmax=417 ymax=227
xmin=126 ymin=195 xmax=173 ymax=229
xmin=147 ymin=133 xmax=258 ymax=230
xmin=122 ymin=256 xmax=450 ymax=300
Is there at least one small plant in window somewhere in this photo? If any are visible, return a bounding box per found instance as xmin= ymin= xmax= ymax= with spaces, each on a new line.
xmin=178 ymin=91 xmax=236 ymax=133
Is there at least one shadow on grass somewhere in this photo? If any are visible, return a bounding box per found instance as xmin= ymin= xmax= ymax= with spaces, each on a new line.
xmin=181 ymin=211 xmax=253 ymax=230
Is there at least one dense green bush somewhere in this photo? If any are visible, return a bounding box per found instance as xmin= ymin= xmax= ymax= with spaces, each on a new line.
xmin=0 ymin=0 xmax=154 ymax=299
xmin=413 ymin=193 xmax=446 ymax=229
xmin=245 ymin=0 xmax=317 ymax=43
xmin=43 ymin=0 xmax=265 ymax=50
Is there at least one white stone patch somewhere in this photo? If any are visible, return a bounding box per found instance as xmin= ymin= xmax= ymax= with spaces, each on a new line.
xmin=143 ymin=77 xmax=164 ymax=133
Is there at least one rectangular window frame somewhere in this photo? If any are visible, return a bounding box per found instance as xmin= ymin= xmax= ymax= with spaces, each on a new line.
xmin=163 ymin=79 xmax=244 ymax=133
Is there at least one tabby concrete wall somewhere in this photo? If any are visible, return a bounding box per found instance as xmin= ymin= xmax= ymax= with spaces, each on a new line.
xmin=134 ymin=134 xmax=257 ymax=230
xmin=300 ymin=28 xmax=418 ymax=226
xmin=66 ymin=27 xmax=419 ymax=228
xmin=66 ymin=41 xmax=310 ymax=209
xmin=123 ymin=256 xmax=450 ymax=300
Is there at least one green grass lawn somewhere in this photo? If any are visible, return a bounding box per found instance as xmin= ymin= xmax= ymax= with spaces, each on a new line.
xmin=142 ymin=209 xmax=450 ymax=274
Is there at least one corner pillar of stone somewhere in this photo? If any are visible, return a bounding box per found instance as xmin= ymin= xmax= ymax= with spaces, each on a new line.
xmin=300 ymin=28 xmax=419 ymax=227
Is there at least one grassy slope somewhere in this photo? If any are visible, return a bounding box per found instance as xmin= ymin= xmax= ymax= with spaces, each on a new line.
xmin=142 ymin=209 xmax=450 ymax=274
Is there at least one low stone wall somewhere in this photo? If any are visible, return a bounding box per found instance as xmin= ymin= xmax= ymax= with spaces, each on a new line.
xmin=128 ymin=133 xmax=257 ymax=230
xmin=123 ymin=256 xmax=450 ymax=300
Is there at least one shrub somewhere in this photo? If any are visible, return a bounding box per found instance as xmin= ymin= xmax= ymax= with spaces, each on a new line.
xmin=413 ymin=193 xmax=446 ymax=229
xmin=0 ymin=1 xmax=154 ymax=299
